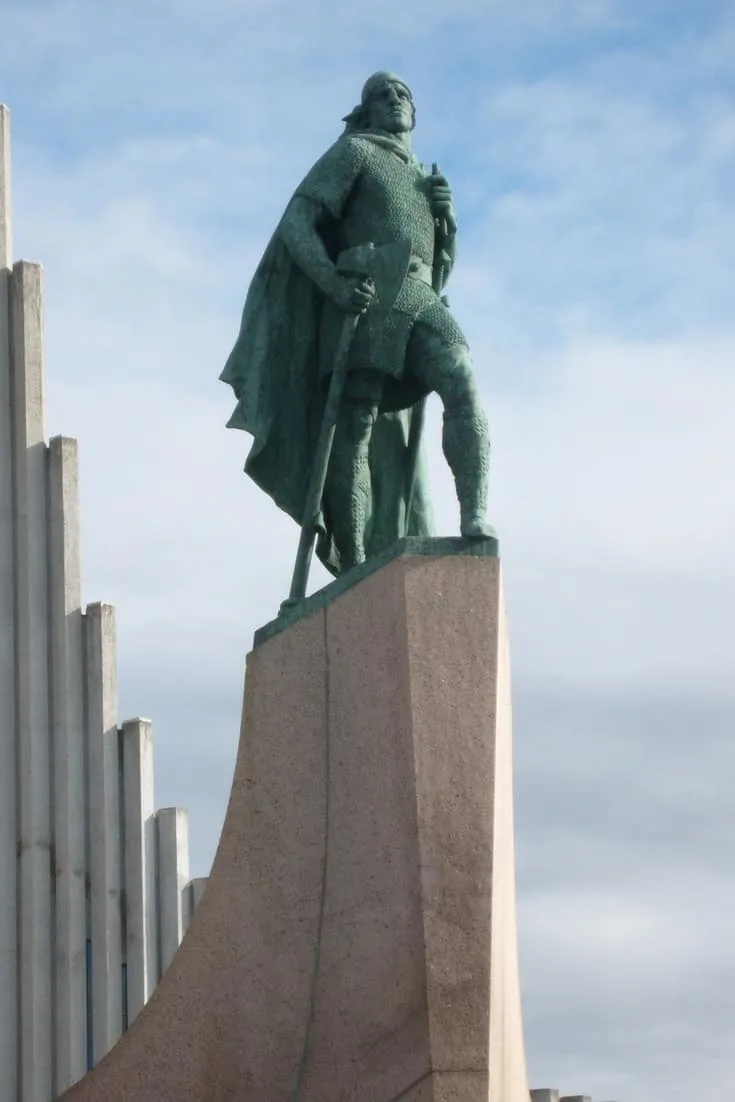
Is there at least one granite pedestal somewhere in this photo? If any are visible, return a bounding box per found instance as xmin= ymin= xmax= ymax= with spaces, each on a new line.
xmin=59 ymin=540 xmax=528 ymax=1101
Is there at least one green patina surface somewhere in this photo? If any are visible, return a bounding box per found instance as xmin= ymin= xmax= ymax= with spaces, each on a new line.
xmin=253 ymin=535 xmax=499 ymax=648
xmin=220 ymin=71 xmax=495 ymax=610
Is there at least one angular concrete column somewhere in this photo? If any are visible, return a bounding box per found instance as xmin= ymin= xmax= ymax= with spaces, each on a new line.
xmin=121 ymin=718 xmax=158 ymax=1024
xmin=58 ymin=540 xmax=529 ymax=1102
xmin=156 ymin=807 xmax=190 ymax=976
xmin=0 ymin=103 xmax=202 ymax=1095
xmin=12 ymin=260 xmax=54 ymax=1102
xmin=0 ymin=106 xmax=9 ymax=263
xmin=85 ymin=602 xmax=123 ymax=1063
xmin=49 ymin=435 xmax=88 ymax=1093
xmin=184 ymin=876 xmax=208 ymax=932
xmin=0 ymin=101 xmax=17 ymax=1102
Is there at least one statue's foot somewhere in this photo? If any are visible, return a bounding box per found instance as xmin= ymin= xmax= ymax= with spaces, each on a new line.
xmin=461 ymin=516 xmax=498 ymax=540
xmin=341 ymin=549 xmax=367 ymax=572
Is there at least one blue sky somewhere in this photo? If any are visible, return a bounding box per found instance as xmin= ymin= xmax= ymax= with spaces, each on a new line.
xmin=2 ymin=1 xmax=735 ymax=1100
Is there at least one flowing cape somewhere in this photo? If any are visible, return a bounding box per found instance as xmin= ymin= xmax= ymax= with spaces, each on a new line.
xmin=219 ymin=225 xmax=434 ymax=577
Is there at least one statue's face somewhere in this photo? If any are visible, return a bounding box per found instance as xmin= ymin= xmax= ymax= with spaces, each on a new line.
xmin=366 ymin=79 xmax=414 ymax=134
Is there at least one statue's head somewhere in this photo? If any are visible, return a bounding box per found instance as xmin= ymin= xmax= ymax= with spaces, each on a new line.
xmin=343 ymin=72 xmax=415 ymax=135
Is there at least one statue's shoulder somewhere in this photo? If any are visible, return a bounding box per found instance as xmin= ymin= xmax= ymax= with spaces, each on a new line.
xmin=339 ymin=132 xmax=372 ymax=150
xmin=296 ymin=134 xmax=372 ymax=211
xmin=322 ymin=133 xmax=373 ymax=165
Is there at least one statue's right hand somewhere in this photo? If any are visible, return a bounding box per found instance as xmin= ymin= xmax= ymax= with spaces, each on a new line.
xmin=329 ymin=275 xmax=376 ymax=315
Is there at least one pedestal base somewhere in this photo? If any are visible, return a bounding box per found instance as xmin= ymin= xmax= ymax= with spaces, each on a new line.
xmin=60 ymin=543 xmax=528 ymax=1101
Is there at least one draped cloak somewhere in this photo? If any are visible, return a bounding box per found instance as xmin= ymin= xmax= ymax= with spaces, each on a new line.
xmin=219 ymin=132 xmax=437 ymax=577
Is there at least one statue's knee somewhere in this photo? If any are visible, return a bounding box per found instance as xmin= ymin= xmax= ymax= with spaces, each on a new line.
xmin=351 ymin=400 xmax=378 ymax=438
xmin=439 ymin=347 xmax=479 ymax=412
xmin=336 ymin=400 xmax=378 ymax=451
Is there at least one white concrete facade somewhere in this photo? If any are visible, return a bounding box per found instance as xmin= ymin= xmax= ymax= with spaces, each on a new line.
xmin=121 ymin=718 xmax=158 ymax=1025
xmin=13 ymin=258 xmax=54 ymax=1102
xmin=186 ymin=876 xmax=209 ymax=929
xmin=85 ymin=602 xmax=124 ymax=1065
xmin=156 ymin=808 xmax=191 ymax=976
xmin=0 ymin=100 xmax=19 ymax=1102
xmin=48 ymin=436 xmax=87 ymax=1092
xmin=0 ymin=105 xmax=206 ymax=1101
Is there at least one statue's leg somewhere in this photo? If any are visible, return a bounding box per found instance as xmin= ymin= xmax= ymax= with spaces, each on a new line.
xmin=325 ymin=374 xmax=381 ymax=570
xmin=407 ymin=325 xmax=492 ymax=537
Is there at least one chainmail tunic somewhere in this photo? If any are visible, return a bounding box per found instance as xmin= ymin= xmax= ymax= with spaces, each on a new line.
xmin=293 ymin=132 xmax=467 ymax=386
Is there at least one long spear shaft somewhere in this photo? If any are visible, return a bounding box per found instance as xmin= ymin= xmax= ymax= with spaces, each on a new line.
xmin=404 ymin=163 xmax=447 ymax=520
xmin=286 ymin=312 xmax=360 ymax=606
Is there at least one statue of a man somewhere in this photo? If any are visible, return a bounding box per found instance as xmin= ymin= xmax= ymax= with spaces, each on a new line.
xmin=221 ymin=71 xmax=492 ymax=577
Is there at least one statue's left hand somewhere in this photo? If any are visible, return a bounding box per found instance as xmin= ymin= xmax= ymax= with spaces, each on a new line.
xmin=427 ymin=170 xmax=458 ymax=236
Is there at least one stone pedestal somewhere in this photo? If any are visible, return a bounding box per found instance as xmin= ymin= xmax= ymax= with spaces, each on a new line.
xmin=59 ymin=540 xmax=528 ymax=1101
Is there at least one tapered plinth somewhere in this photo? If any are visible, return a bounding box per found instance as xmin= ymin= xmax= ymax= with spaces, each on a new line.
xmin=59 ymin=542 xmax=528 ymax=1101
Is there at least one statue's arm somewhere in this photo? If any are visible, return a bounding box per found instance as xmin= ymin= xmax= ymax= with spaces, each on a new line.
xmin=279 ymin=137 xmax=370 ymax=302
xmin=279 ymin=196 xmax=341 ymax=300
xmin=279 ymin=195 xmax=374 ymax=315
xmin=427 ymin=167 xmax=458 ymax=290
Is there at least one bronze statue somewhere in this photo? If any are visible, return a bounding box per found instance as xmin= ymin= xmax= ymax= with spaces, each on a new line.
xmin=221 ymin=71 xmax=493 ymax=599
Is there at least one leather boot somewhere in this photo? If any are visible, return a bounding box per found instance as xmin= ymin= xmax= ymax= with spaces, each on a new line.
xmin=442 ymin=405 xmax=495 ymax=538
xmin=325 ymin=400 xmax=376 ymax=569
xmin=326 ymin=447 xmax=370 ymax=569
